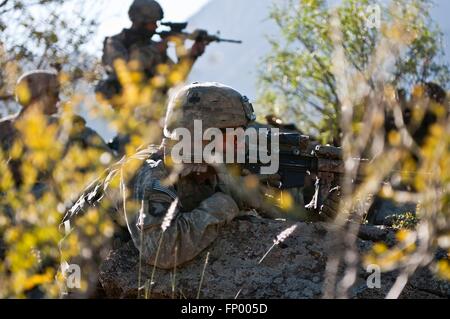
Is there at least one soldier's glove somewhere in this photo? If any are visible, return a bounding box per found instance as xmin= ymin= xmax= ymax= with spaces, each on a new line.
xmin=189 ymin=30 xmax=208 ymax=59
xmin=318 ymin=186 xmax=341 ymax=221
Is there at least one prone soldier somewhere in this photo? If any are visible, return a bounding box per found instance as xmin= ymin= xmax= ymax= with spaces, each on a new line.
xmin=64 ymin=82 xmax=342 ymax=271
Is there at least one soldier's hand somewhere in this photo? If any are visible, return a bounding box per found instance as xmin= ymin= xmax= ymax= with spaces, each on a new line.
xmin=190 ymin=39 xmax=208 ymax=59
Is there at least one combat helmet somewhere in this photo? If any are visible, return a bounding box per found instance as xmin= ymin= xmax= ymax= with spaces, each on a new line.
xmin=128 ymin=0 xmax=164 ymax=24
xmin=164 ymin=82 xmax=256 ymax=139
xmin=15 ymin=70 xmax=59 ymax=107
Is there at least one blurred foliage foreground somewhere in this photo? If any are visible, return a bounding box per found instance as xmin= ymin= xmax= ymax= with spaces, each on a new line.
xmin=258 ymin=0 xmax=450 ymax=298
xmin=0 ymin=0 xmax=449 ymax=299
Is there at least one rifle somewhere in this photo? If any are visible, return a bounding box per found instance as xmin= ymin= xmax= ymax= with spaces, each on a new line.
xmin=243 ymin=131 xmax=367 ymax=209
xmin=157 ymin=21 xmax=242 ymax=44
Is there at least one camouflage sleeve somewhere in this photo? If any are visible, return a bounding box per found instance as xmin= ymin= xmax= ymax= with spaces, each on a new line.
xmin=132 ymin=191 xmax=239 ymax=269
xmin=102 ymin=36 xmax=129 ymax=73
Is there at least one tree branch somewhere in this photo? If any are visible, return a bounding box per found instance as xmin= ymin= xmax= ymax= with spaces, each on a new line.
xmin=295 ymin=34 xmax=341 ymax=109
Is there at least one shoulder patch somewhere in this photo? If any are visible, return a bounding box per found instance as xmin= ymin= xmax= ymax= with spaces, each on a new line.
xmin=133 ymin=157 xmax=176 ymax=201
xmin=148 ymin=201 xmax=170 ymax=218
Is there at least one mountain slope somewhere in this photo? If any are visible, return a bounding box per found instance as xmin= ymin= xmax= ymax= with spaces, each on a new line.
xmin=187 ymin=0 xmax=280 ymax=99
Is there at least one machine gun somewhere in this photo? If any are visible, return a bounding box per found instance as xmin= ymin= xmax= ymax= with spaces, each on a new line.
xmin=243 ymin=131 xmax=367 ymax=209
xmin=157 ymin=21 xmax=242 ymax=44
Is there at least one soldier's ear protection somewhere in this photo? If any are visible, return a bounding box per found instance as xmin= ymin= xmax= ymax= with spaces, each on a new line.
xmin=241 ymin=96 xmax=256 ymax=122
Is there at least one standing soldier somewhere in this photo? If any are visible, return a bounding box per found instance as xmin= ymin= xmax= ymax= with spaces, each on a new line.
xmin=95 ymin=0 xmax=210 ymax=156
xmin=96 ymin=0 xmax=208 ymax=102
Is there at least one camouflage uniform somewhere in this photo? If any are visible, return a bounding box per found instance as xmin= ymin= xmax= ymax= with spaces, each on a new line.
xmin=102 ymin=28 xmax=171 ymax=76
xmin=128 ymin=148 xmax=241 ymax=269
xmin=67 ymin=145 xmax=274 ymax=270
xmin=97 ymin=29 xmax=173 ymax=99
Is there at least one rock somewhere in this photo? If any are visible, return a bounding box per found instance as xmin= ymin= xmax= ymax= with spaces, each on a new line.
xmin=358 ymin=224 xmax=397 ymax=245
xmin=368 ymin=198 xmax=417 ymax=226
xmin=98 ymin=217 xmax=449 ymax=299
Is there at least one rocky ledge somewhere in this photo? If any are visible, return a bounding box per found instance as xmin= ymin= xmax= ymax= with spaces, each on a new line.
xmin=99 ymin=217 xmax=449 ymax=299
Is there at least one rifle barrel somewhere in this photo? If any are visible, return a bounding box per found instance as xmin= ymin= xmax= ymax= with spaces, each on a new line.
xmin=217 ymin=38 xmax=242 ymax=44
xmin=157 ymin=31 xmax=242 ymax=44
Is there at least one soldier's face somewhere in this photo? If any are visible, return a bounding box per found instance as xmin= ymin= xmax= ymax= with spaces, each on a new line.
xmin=42 ymin=91 xmax=60 ymax=115
xmin=144 ymin=21 xmax=158 ymax=34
